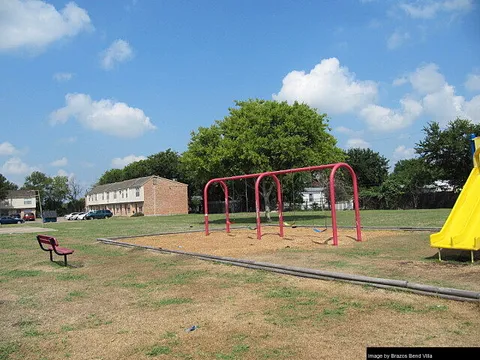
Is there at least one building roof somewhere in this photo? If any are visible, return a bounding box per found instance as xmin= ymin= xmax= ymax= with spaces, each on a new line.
xmin=7 ymin=190 xmax=36 ymax=198
xmin=86 ymin=176 xmax=187 ymax=195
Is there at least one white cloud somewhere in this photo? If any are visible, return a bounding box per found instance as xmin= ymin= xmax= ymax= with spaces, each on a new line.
xmin=50 ymin=157 xmax=68 ymax=167
xmin=111 ymin=155 xmax=147 ymax=168
xmin=400 ymin=63 xmax=480 ymax=125
xmin=0 ymin=0 xmax=92 ymax=53
xmin=0 ymin=142 xmax=18 ymax=156
xmin=272 ymin=58 xmax=378 ymax=115
xmin=346 ymin=138 xmax=371 ymax=149
xmin=360 ymin=98 xmax=423 ymax=132
xmin=465 ymin=73 xmax=480 ymax=92
xmin=53 ymin=72 xmax=74 ymax=82
xmin=408 ymin=63 xmax=446 ymax=94
xmin=49 ymin=93 xmax=156 ymax=138
xmin=100 ymin=39 xmax=134 ymax=70
xmin=387 ymin=30 xmax=410 ymax=50
xmin=1 ymin=157 xmax=32 ymax=175
xmin=399 ymin=0 xmax=473 ymax=19
xmin=393 ymin=145 xmax=416 ymax=161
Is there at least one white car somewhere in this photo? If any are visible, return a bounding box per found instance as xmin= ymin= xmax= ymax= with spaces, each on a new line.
xmin=72 ymin=212 xmax=86 ymax=220
xmin=65 ymin=212 xmax=80 ymax=220
xmin=76 ymin=212 xmax=89 ymax=220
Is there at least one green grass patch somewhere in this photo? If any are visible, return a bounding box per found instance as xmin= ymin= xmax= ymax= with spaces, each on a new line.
xmin=342 ymin=248 xmax=381 ymax=257
xmin=56 ymin=273 xmax=88 ymax=281
xmin=159 ymin=270 xmax=207 ymax=285
xmin=265 ymin=286 xmax=320 ymax=299
xmin=153 ymin=297 xmax=193 ymax=307
xmin=0 ymin=342 xmax=18 ymax=360
xmin=64 ymin=290 xmax=86 ymax=301
xmin=258 ymin=347 xmax=296 ymax=359
xmin=1 ymin=269 xmax=42 ymax=278
xmin=384 ymin=301 xmax=417 ymax=313
xmin=146 ymin=345 xmax=171 ymax=356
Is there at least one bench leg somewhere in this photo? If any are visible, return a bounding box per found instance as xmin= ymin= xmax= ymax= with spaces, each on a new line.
xmin=49 ymin=251 xmax=53 ymax=262
xmin=64 ymin=255 xmax=68 ymax=266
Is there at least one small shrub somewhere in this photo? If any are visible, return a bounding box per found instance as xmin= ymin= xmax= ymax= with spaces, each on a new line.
xmin=131 ymin=212 xmax=144 ymax=217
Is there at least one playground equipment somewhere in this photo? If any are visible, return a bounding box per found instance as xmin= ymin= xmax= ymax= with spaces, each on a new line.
xmin=430 ymin=134 xmax=480 ymax=262
xmin=203 ymin=163 xmax=362 ymax=246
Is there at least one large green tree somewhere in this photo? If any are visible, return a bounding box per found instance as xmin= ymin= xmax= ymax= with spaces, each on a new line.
xmin=345 ymin=148 xmax=389 ymax=189
xmin=0 ymin=173 xmax=18 ymax=201
xmin=23 ymin=172 xmax=69 ymax=214
xmin=392 ymin=158 xmax=435 ymax=208
xmin=97 ymin=149 xmax=184 ymax=185
xmin=182 ymin=99 xmax=345 ymax=218
xmin=97 ymin=169 xmax=124 ymax=185
xmin=415 ymin=118 xmax=480 ymax=190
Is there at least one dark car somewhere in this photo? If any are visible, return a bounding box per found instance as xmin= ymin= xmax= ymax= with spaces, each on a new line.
xmin=85 ymin=209 xmax=113 ymax=220
xmin=23 ymin=213 xmax=35 ymax=221
xmin=0 ymin=216 xmax=25 ymax=225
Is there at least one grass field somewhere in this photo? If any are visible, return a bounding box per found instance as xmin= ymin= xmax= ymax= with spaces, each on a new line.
xmin=1 ymin=209 xmax=479 ymax=360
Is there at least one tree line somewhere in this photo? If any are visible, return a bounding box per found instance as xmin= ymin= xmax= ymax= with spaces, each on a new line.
xmin=1 ymin=100 xmax=478 ymax=215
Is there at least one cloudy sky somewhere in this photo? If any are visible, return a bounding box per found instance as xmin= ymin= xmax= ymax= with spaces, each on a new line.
xmin=1 ymin=0 xmax=479 ymax=189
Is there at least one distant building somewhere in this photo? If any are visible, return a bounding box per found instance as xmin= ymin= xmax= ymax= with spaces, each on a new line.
xmin=85 ymin=176 xmax=188 ymax=216
xmin=301 ymin=187 xmax=353 ymax=211
xmin=0 ymin=190 xmax=37 ymax=217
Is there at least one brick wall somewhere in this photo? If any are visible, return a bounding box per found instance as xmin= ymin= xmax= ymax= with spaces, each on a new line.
xmin=143 ymin=177 xmax=188 ymax=215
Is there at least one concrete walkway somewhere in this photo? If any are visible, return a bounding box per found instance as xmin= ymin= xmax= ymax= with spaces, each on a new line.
xmin=0 ymin=226 xmax=56 ymax=234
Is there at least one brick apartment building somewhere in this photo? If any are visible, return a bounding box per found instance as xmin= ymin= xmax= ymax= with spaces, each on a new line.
xmin=0 ymin=190 xmax=37 ymax=217
xmin=85 ymin=176 xmax=188 ymax=216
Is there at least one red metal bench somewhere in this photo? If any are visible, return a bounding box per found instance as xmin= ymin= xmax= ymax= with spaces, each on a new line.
xmin=36 ymin=235 xmax=74 ymax=266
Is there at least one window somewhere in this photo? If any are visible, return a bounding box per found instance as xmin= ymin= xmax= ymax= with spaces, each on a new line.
xmin=24 ymin=199 xmax=32 ymax=205
xmin=121 ymin=191 xmax=124 ymax=199
xmin=126 ymin=189 xmax=129 ymax=198
xmin=135 ymin=187 xmax=140 ymax=197
xmin=102 ymin=193 xmax=104 ymax=200
xmin=114 ymin=192 xmax=117 ymax=199
xmin=124 ymin=190 xmax=127 ymax=198
xmin=309 ymin=194 xmax=314 ymax=202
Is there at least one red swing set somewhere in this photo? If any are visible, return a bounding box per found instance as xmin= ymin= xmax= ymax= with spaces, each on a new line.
xmin=203 ymin=163 xmax=362 ymax=246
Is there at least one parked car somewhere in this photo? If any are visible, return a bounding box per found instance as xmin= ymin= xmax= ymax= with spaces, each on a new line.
xmin=23 ymin=213 xmax=35 ymax=221
xmin=76 ymin=212 xmax=89 ymax=220
xmin=0 ymin=216 xmax=25 ymax=225
xmin=71 ymin=212 xmax=86 ymax=220
xmin=85 ymin=209 xmax=113 ymax=220
xmin=65 ymin=212 xmax=80 ymax=220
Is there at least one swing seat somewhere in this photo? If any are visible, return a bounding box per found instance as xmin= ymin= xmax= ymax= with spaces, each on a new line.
xmin=313 ymin=227 xmax=327 ymax=233
xmin=284 ymin=221 xmax=297 ymax=228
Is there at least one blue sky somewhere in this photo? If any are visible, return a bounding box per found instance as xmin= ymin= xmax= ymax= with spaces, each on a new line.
xmin=1 ymin=0 xmax=479 ymax=191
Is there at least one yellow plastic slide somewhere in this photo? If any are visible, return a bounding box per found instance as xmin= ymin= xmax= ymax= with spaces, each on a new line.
xmin=430 ymin=167 xmax=480 ymax=251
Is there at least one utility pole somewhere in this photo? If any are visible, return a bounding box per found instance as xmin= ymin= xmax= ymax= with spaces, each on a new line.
xmin=36 ymin=190 xmax=44 ymax=226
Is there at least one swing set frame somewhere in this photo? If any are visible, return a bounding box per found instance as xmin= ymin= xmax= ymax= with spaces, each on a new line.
xmin=203 ymin=163 xmax=362 ymax=246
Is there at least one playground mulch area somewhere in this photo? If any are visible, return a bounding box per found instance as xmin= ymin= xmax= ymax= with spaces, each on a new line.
xmin=121 ymin=227 xmax=378 ymax=257
xmin=120 ymin=227 xmax=480 ymax=292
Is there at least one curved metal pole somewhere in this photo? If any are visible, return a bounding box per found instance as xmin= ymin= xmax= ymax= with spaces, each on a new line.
xmin=203 ymin=179 xmax=231 ymax=235
xmin=254 ymin=173 xmax=283 ymax=240
xmin=219 ymin=181 xmax=230 ymax=233
xmin=329 ymin=163 xmax=362 ymax=245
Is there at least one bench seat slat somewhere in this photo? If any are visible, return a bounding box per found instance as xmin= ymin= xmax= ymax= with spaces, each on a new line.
xmin=54 ymin=247 xmax=74 ymax=255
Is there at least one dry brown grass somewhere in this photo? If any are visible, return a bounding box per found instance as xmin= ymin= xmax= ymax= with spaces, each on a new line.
xmin=123 ymin=228 xmax=480 ymax=292
xmin=1 ymin=227 xmax=480 ymax=360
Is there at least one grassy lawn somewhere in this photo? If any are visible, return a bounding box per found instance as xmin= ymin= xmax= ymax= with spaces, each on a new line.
xmin=0 ymin=209 xmax=479 ymax=360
